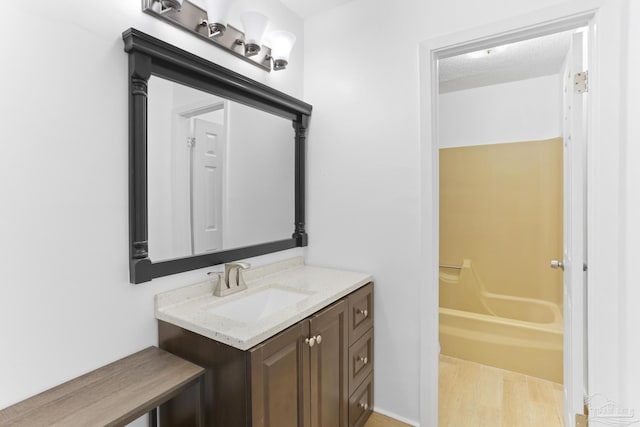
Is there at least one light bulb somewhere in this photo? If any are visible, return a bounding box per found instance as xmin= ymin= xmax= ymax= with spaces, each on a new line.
xmin=241 ymin=11 xmax=269 ymax=57
xmin=205 ymin=0 xmax=232 ymax=36
xmin=269 ymin=30 xmax=296 ymax=70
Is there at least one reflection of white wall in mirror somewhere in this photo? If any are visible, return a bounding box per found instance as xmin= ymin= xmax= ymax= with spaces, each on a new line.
xmin=199 ymin=109 xmax=225 ymax=125
xmin=148 ymin=77 xmax=176 ymax=261
xmin=148 ymin=77 xmax=227 ymax=261
xmin=225 ymin=102 xmax=295 ymax=248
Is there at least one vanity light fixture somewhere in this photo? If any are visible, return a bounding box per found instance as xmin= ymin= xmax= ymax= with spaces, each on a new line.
xmin=240 ymin=11 xmax=269 ymax=57
xmin=159 ymin=0 xmax=183 ymax=11
xmin=268 ymin=30 xmax=296 ymax=71
xmin=203 ymin=0 xmax=232 ymax=38
xmin=142 ymin=0 xmax=295 ymax=71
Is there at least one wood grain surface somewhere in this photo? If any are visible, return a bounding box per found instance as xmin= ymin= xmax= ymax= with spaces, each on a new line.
xmin=364 ymin=412 xmax=412 ymax=427
xmin=0 ymin=346 xmax=204 ymax=426
xmin=439 ymin=355 xmax=563 ymax=427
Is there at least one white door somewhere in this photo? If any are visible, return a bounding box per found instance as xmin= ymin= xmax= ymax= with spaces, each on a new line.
xmin=192 ymin=117 xmax=224 ymax=253
xmin=561 ymin=30 xmax=588 ymax=427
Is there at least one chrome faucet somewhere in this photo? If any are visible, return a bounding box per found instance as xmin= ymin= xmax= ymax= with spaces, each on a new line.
xmin=211 ymin=262 xmax=251 ymax=297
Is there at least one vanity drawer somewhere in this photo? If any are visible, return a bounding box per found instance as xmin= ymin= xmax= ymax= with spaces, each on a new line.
xmin=348 ymin=283 xmax=373 ymax=344
xmin=348 ymin=329 xmax=373 ymax=394
xmin=348 ymin=373 xmax=373 ymax=427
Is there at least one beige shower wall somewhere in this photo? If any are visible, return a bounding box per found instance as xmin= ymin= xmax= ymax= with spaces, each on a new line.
xmin=439 ymin=138 xmax=563 ymax=305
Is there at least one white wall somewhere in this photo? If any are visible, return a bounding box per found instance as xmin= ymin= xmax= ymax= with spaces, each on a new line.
xmin=0 ymin=0 xmax=304 ymax=417
xmin=304 ymin=0 xmax=639 ymax=424
xmin=147 ymin=76 xmax=176 ymax=260
xmin=439 ymin=75 xmax=562 ymax=147
xmin=624 ymin=0 xmax=640 ymax=412
xmin=225 ymin=103 xmax=295 ymax=248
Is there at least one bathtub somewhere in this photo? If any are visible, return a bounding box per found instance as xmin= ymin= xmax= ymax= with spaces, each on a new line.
xmin=439 ymin=260 xmax=563 ymax=383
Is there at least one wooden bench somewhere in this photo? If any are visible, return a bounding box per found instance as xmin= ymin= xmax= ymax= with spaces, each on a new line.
xmin=0 ymin=346 xmax=205 ymax=427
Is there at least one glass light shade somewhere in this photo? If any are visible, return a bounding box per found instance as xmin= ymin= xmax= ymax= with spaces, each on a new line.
xmin=269 ymin=30 xmax=296 ymax=62
xmin=241 ymin=11 xmax=269 ymax=46
xmin=206 ymin=0 xmax=232 ymax=27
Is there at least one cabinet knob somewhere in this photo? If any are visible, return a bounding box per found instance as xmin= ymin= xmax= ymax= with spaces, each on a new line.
xmin=315 ymin=335 xmax=322 ymax=345
xmin=357 ymin=308 xmax=368 ymax=317
xmin=305 ymin=336 xmax=316 ymax=347
xmin=358 ymin=356 xmax=368 ymax=364
xmin=359 ymin=402 xmax=369 ymax=411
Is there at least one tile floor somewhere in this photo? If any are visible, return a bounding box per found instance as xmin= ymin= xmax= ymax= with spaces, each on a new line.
xmin=364 ymin=412 xmax=413 ymax=427
xmin=439 ymin=355 xmax=563 ymax=427
xmin=363 ymin=355 xmax=563 ymax=426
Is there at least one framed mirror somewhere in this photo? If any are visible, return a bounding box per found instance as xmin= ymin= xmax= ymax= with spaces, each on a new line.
xmin=123 ymin=28 xmax=312 ymax=284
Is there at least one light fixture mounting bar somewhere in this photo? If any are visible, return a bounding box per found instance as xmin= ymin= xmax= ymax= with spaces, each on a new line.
xmin=142 ymin=0 xmax=272 ymax=71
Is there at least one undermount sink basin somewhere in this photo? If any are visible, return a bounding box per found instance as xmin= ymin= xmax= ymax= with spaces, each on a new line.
xmin=206 ymin=287 xmax=313 ymax=323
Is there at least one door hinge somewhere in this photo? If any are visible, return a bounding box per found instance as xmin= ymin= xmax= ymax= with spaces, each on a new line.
xmin=187 ymin=137 xmax=196 ymax=148
xmin=577 ymin=400 xmax=589 ymax=427
xmin=576 ymin=412 xmax=588 ymax=427
xmin=574 ymin=71 xmax=588 ymax=93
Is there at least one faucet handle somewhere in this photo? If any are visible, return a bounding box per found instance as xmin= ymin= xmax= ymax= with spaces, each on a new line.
xmin=207 ymin=271 xmax=223 ymax=280
xmin=207 ymin=271 xmax=224 ymax=295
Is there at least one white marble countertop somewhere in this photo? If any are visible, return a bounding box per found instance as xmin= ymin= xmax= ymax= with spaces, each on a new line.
xmin=155 ymin=257 xmax=372 ymax=350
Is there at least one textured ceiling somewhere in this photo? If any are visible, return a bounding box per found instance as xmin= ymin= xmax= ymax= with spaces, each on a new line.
xmin=278 ymin=0 xmax=355 ymax=18
xmin=439 ymin=31 xmax=574 ymax=93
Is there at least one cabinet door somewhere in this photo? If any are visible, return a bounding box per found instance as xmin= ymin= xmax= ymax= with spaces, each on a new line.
xmin=310 ymin=299 xmax=349 ymax=427
xmin=250 ymin=321 xmax=311 ymax=427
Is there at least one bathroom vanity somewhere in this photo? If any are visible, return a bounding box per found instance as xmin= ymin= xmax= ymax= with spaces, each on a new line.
xmin=124 ymin=27 xmax=372 ymax=427
xmin=155 ymin=258 xmax=374 ymax=427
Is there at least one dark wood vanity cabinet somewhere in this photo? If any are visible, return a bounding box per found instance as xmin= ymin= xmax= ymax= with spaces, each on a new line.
xmin=250 ymin=319 xmax=311 ymax=427
xmin=251 ymin=299 xmax=348 ymax=427
xmin=158 ymin=283 xmax=373 ymax=427
xmin=346 ymin=284 xmax=374 ymax=427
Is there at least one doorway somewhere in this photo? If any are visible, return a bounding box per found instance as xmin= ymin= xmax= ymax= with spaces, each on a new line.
xmin=173 ymin=102 xmax=227 ymax=255
xmin=419 ymin=10 xmax=594 ymax=427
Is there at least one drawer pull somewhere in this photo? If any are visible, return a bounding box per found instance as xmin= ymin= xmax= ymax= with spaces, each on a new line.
xmin=305 ymin=336 xmax=316 ymax=347
xmin=316 ymin=335 xmax=322 ymax=345
xmin=358 ymin=356 xmax=368 ymax=364
xmin=359 ymin=402 xmax=369 ymax=411
xmin=357 ymin=308 xmax=368 ymax=317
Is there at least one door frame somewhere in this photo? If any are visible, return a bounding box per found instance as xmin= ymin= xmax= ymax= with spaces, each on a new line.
xmin=173 ymin=100 xmax=228 ymax=255
xmin=418 ymin=4 xmax=599 ymax=427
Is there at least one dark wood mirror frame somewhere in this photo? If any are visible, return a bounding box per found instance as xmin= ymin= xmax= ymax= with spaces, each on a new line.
xmin=123 ymin=28 xmax=312 ymax=284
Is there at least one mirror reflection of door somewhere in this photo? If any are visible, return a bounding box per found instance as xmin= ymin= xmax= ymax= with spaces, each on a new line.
xmin=172 ymin=102 xmax=226 ymax=258
xmin=191 ymin=116 xmax=224 ymax=254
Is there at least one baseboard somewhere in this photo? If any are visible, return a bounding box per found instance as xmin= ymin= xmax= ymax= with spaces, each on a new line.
xmin=372 ymin=406 xmax=420 ymax=427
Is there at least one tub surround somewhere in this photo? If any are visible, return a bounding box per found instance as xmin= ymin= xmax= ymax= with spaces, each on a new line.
xmin=439 ymin=138 xmax=563 ymax=306
xmin=155 ymin=257 xmax=372 ymax=350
